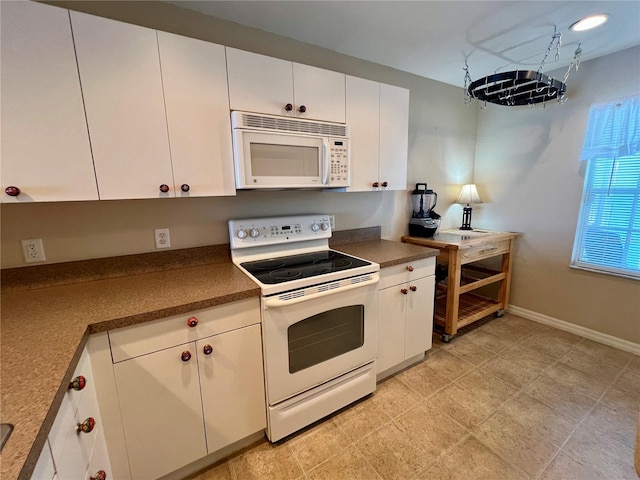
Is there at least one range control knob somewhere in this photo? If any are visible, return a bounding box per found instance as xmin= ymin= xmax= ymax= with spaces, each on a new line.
xmin=250 ymin=228 xmax=260 ymax=238
xmin=311 ymin=222 xmax=320 ymax=232
xmin=321 ymin=221 xmax=330 ymax=231
xmin=237 ymin=229 xmax=248 ymax=239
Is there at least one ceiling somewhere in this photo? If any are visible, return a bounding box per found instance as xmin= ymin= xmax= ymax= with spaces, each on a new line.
xmin=165 ymin=1 xmax=640 ymax=87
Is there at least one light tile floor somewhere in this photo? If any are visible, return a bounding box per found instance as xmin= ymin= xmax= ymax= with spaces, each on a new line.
xmin=187 ymin=313 xmax=639 ymax=480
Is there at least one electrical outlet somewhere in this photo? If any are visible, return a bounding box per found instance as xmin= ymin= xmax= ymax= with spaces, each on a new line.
xmin=154 ymin=228 xmax=171 ymax=249
xmin=21 ymin=238 xmax=46 ymax=263
xmin=328 ymin=215 xmax=336 ymax=229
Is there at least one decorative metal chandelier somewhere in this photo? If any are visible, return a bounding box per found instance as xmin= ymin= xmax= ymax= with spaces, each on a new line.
xmin=464 ymin=29 xmax=582 ymax=108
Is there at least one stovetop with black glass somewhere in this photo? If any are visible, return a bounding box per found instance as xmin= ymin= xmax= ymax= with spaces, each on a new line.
xmin=228 ymin=215 xmax=380 ymax=295
xmin=240 ymin=249 xmax=372 ymax=285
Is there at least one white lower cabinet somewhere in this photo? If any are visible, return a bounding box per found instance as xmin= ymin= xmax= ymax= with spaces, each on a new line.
xmin=109 ymin=298 xmax=266 ymax=479
xmin=198 ymin=325 xmax=265 ymax=453
xmin=113 ymin=343 xmax=207 ymax=479
xmin=42 ymin=346 xmax=111 ymax=480
xmin=31 ymin=439 xmax=55 ymax=480
xmin=377 ymin=258 xmax=435 ymax=375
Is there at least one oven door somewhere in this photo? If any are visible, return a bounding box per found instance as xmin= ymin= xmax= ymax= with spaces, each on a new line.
xmin=233 ymin=129 xmax=329 ymax=189
xmin=261 ymin=276 xmax=379 ymax=405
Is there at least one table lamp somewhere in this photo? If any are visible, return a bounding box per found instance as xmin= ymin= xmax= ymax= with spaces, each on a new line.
xmin=457 ymin=184 xmax=482 ymax=230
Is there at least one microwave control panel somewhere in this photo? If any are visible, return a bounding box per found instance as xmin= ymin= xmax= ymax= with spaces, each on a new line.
xmin=329 ymin=139 xmax=349 ymax=187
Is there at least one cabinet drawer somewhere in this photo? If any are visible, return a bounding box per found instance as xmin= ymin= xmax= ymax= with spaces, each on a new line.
xmin=459 ymin=240 xmax=510 ymax=264
xmin=379 ymin=256 xmax=435 ymax=289
xmin=109 ymin=297 xmax=260 ymax=362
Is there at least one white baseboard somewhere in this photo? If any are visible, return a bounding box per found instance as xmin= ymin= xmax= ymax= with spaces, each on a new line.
xmin=508 ymin=305 xmax=640 ymax=356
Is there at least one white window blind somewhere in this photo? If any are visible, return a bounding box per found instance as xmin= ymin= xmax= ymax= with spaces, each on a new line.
xmin=571 ymin=96 xmax=640 ymax=279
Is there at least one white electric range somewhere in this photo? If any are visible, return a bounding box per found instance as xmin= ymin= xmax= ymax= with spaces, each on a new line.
xmin=229 ymin=215 xmax=379 ymax=441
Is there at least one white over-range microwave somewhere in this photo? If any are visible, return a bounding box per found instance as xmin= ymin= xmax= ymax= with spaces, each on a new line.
xmin=231 ymin=111 xmax=350 ymax=189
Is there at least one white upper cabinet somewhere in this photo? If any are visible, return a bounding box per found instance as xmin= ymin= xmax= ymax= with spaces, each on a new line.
xmin=379 ymin=83 xmax=409 ymax=191
xmin=157 ymin=31 xmax=236 ymax=197
xmin=71 ymin=11 xmax=174 ymax=200
xmin=346 ymin=76 xmax=409 ymax=191
xmin=226 ymin=48 xmax=294 ymax=117
xmin=292 ymin=63 xmax=346 ymax=123
xmin=226 ymin=48 xmax=345 ymax=123
xmin=0 ymin=1 xmax=98 ymax=203
xmin=345 ymin=76 xmax=380 ymax=191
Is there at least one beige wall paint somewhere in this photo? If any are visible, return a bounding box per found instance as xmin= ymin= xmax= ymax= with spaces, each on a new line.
xmin=1 ymin=1 xmax=476 ymax=268
xmin=473 ymin=46 xmax=640 ymax=344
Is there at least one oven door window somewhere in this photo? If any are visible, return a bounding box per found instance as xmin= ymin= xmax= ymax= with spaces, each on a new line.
xmin=288 ymin=305 xmax=364 ymax=374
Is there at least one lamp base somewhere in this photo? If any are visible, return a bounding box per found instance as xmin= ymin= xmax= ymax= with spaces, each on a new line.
xmin=459 ymin=204 xmax=474 ymax=230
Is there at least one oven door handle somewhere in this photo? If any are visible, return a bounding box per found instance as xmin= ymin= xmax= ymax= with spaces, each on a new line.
xmin=264 ymin=276 xmax=379 ymax=308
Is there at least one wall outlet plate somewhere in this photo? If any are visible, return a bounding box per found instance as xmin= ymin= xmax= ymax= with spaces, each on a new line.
xmin=154 ymin=228 xmax=171 ymax=249
xmin=21 ymin=239 xmax=46 ymax=263
xmin=328 ymin=215 xmax=336 ymax=229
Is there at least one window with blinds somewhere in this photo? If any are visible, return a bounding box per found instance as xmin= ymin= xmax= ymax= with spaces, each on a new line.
xmin=571 ymin=96 xmax=640 ymax=279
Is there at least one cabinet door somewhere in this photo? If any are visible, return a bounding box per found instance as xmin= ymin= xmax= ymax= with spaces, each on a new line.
xmin=84 ymin=426 xmax=111 ymax=480
xmin=404 ymin=275 xmax=435 ymax=359
xmin=31 ymin=439 xmax=55 ymax=480
xmin=226 ymin=48 xmax=294 ymax=116
xmin=71 ymin=12 xmax=174 ymax=200
xmin=345 ymin=76 xmax=380 ymax=192
xmin=293 ymin=63 xmax=345 ymax=122
xmin=113 ymin=343 xmax=207 ymax=479
xmin=49 ymin=383 xmax=90 ymax=480
xmin=157 ymin=32 xmax=236 ymax=197
xmin=0 ymin=1 xmax=98 ymax=203
xmin=377 ymin=285 xmax=408 ymax=373
xmin=379 ymin=83 xmax=409 ymax=191
xmin=198 ymin=324 xmax=266 ymax=453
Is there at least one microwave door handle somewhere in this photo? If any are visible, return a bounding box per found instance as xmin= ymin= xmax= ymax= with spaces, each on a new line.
xmin=322 ymin=139 xmax=330 ymax=185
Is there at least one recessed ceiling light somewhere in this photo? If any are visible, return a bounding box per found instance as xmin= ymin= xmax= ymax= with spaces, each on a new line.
xmin=570 ymin=14 xmax=610 ymax=32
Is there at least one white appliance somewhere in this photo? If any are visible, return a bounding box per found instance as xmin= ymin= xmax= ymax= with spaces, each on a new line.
xmin=231 ymin=111 xmax=350 ymax=190
xmin=229 ymin=215 xmax=379 ymax=441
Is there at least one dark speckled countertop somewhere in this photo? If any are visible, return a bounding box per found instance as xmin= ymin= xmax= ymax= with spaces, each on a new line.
xmin=0 ymin=233 xmax=438 ymax=480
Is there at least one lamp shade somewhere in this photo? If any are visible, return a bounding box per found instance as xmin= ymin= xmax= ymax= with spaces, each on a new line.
xmin=457 ymin=184 xmax=482 ymax=205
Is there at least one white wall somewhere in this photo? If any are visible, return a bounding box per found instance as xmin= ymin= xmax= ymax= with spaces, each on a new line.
xmin=0 ymin=1 xmax=476 ymax=267
xmin=473 ymin=46 xmax=640 ymax=344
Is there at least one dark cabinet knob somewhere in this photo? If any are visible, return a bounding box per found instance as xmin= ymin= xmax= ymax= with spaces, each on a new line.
xmin=285 ymin=103 xmax=293 ymax=111
xmin=401 ymin=288 xmax=408 ymax=295
xmin=77 ymin=417 xmax=95 ymax=434
xmin=5 ymin=186 xmax=20 ymax=196
xmin=298 ymin=105 xmax=307 ymax=113
xmin=373 ymin=182 xmax=380 ymax=188
xmin=381 ymin=181 xmax=389 ymax=187
xmin=181 ymin=351 xmax=192 ymax=362
xmin=407 ymin=266 xmax=414 ymax=272
xmin=68 ymin=376 xmax=86 ymax=391
xmin=181 ymin=184 xmax=190 ymax=192
xmin=159 ymin=184 xmax=170 ymax=193
xmin=90 ymin=471 xmax=107 ymax=480
xmin=203 ymin=344 xmax=213 ymax=355
xmin=187 ymin=316 xmax=198 ymax=327
xmin=410 ymin=285 xmax=417 ymax=292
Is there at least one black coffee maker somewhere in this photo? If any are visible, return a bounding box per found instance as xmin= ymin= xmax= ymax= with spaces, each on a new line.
xmin=409 ymin=183 xmax=440 ymax=237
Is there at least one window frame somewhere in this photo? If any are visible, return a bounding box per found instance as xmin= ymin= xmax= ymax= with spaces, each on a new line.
xmin=570 ymin=97 xmax=640 ymax=281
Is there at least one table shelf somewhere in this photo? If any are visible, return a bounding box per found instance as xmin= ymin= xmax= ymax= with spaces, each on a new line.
xmin=402 ymin=229 xmax=518 ymax=341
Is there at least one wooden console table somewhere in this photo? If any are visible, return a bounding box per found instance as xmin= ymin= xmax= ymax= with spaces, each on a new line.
xmin=402 ymin=229 xmax=518 ymax=342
